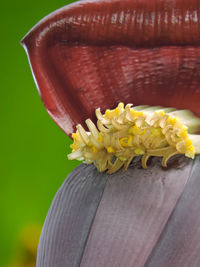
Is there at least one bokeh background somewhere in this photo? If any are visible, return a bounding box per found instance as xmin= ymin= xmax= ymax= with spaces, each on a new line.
xmin=1 ymin=0 xmax=79 ymax=266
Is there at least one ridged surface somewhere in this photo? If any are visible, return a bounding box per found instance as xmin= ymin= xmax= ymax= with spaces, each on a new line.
xmin=23 ymin=0 xmax=200 ymax=47
xmin=80 ymin=156 xmax=193 ymax=267
xmin=145 ymin=157 xmax=200 ymax=267
xmin=36 ymin=164 xmax=108 ymax=267
xmin=49 ymin=45 xmax=200 ymax=126
xmin=22 ymin=0 xmax=200 ymax=137
xmin=36 ymin=156 xmax=199 ymax=267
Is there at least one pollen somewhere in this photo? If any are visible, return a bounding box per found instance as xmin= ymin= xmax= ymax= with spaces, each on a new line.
xmin=151 ymin=128 xmax=162 ymax=137
xmin=134 ymin=148 xmax=145 ymax=155
xmin=166 ymin=117 xmax=177 ymax=125
xmin=97 ymin=133 xmax=103 ymax=143
xmin=179 ymin=130 xmax=188 ymax=139
xmin=107 ymin=146 xmax=115 ymax=153
xmin=105 ymin=102 xmax=124 ymax=119
xmin=120 ymin=135 xmax=133 ymax=147
xmin=72 ymin=133 xmax=79 ymax=140
xmin=68 ymin=103 xmax=200 ymax=174
xmin=129 ymin=125 xmax=139 ymax=135
xmin=130 ymin=109 xmax=143 ymax=118
xmin=92 ymin=146 xmax=98 ymax=153
xmin=158 ymin=110 xmax=165 ymax=117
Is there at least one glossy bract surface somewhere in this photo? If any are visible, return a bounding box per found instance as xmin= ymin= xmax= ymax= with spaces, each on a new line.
xmin=22 ymin=0 xmax=200 ymax=137
xmin=21 ymin=1 xmax=200 ymax=266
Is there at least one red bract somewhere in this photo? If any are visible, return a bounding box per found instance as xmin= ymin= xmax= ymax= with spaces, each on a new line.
xmin=22 ymin=1 xmax=200 ymax=266
xmin=22 ymin=0 xmax=200 ymax=137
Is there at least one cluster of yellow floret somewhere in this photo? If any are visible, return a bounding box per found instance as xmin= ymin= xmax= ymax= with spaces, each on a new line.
xmin=68 ymin=103 xmax=200 ymax=174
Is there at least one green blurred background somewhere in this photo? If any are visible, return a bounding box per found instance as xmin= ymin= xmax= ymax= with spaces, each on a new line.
xmin=1 ymin=0 xmax=79 ymax=266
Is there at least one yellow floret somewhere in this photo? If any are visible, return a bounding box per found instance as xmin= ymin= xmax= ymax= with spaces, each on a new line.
xmin=68 ymin=102 xmax=200 ymax=174
xmin=134 ymin=148 xmax=145 ymax=155
xmin=158 ymin=110 xmax=165 ymax=117
xmin=92 ymin=146 xmax=98 ymax=153
xmin=151 ymin=128 xmax=162 ymax=137
xmin=87 ymin=142 xmax=93 ymax=147
xmin=179 ymin=130 xmax=188 ymax=139
xmin=130 ymin=109 xmax=143 ymax=118
xmin=119 ymin=135 xmax=133 ymax=147
xmin=107 ymin=146 xmax=115 ymax=153
xmin=188 ymin=145 xmax=195 ymax=153
xmin=129 ymin=125 xmax=146 ymax=135
xmin=70 ymin=143 xmax=76 ymax=150
xmin=185 ymin=145 xmax=195 ymax=158
xmin=167 ymin=117 xmax=177 ymax=125
xmin=70 ymin=132 xmax=82 ymax=151
xmin=129 ymin=125 xmax=138 ymax=135
xmin=118 ymin=156 xmax=127 ymax=162
xmin=118 ymin=102 xmax=124 ymax=109
xmin=185 ymin=139 xmax=193 ymax=149
xmin=105 ymin=103 xmax=124 ymax=119
xmin=97 ymin=133 xmax=103 ymax=143
xmin=72 ymin=133 xmax=80 ymax=140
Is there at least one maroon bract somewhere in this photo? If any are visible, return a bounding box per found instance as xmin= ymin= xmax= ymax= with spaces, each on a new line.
xmin=22 ymin=1 xmax=200 ymax=266
xmin=22 ymin=0 xmax=200 ymax=137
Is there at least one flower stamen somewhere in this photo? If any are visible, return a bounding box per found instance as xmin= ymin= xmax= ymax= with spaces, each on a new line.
xmin=68 ymin=103 xmax=200 ymax=173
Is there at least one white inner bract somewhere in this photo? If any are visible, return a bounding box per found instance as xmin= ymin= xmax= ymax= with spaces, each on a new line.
xmin=68 ymin=103 xmax=200 ymax=174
